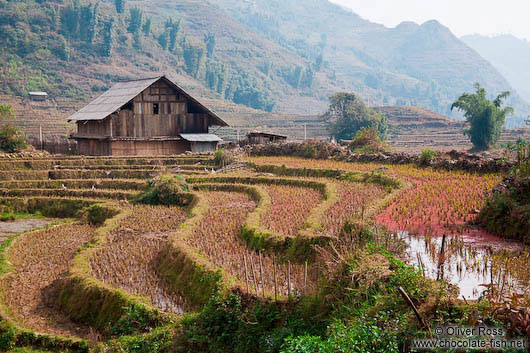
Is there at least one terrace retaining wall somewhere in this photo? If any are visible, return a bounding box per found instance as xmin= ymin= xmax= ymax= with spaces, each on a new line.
xmin=243 ymin=141 xmax=513 ymax=174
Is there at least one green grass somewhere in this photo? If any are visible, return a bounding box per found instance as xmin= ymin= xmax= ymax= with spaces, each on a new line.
xmin=0 ymin=211 xmax=43 ymax=222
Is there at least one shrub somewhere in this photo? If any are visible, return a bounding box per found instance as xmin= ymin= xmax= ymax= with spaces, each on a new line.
xmin=79 ymin=204 xmax=117 ymax=226
xmin=505 ymin=140 xmax=530 ymax=177
xmin=0 ymin=322 xmax=16 ymax=351
xmin=0 ymin=105 xmax=27 ymax=153
xmin=214 ymin=148 xmax=236 ymax=167
xmin=349 ymin=127 xmax=390 ymax=154
xmin=0 ymin=212 xmax=16 ymax=222
xmin=281 ymin=319 xmax=399 ymax=353
xmin=136 ymin=174 xmax=191 ymax=206
xmin=419 ymin=148 xmax=438 ymax=165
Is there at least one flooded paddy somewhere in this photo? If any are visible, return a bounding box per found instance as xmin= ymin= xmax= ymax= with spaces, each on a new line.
xmin=398 ymin=230 xmax=530 ymax=300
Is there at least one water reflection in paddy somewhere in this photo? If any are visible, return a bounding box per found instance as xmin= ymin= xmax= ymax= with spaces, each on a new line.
xmin=397 ymin=230 xmax=530 ymax=300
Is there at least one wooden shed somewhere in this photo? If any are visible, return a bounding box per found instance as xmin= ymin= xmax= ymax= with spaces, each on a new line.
xmin=68 ymin=76 xmax=228 ymax=156
xmin=29 ymin=92 xmax=48 ymax=101
xmin=246 ymin=132 xmax=287 ymax=145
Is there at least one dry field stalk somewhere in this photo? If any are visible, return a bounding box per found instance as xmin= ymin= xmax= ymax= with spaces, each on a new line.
xmin=248 ymin=156 xmax=500 ymax=237
xmin=320 ymin=181 xmax=386 ymax=237
xmin=1 ymin=223 xmax=98 ymax=339
xmin=261 ymin=185 xmax=323 ymax=236
xmin=186 ymin=191 xmax=317 ymax=298
xmin=90 ymin=205 xmax=189 ymax=313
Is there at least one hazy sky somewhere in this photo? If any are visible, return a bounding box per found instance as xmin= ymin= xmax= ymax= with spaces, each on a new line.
xmin=329 ymin=0 xmax=530 ymax=40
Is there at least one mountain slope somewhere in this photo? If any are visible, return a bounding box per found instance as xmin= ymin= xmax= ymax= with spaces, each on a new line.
xmin=0 ymin=0 xmax=528 ymax=136
xmin=462 ymin=34 xmax=530 ymax=103
xmin=216 ymin=0 xmax=530 ymax=127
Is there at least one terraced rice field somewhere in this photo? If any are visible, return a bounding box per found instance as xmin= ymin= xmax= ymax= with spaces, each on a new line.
xmin=90 ymin=205 xmax=189 ymax=313
xmin=0 ymin=153 xmax=526 ymax=351
xmin=1 ymin=223 xmax=97 ymax=339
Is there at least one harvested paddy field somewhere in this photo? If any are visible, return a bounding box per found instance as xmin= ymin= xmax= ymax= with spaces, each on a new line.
xmin=0 ymin=153 xmax=526 ymax=352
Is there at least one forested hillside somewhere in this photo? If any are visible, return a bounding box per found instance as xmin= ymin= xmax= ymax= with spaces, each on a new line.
xmin=0 ymin=0 xmax=529 ymax=129
xmin=462 ymin=34 xmax=530 ymax=104
xmin=216 ymin=0 xmax=530 ymax=127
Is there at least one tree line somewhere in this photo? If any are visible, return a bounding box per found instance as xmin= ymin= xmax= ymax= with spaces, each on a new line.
xmin=55 ymin=0 xmax=276 ymax=112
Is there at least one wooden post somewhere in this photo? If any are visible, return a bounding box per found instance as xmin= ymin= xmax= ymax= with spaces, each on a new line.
xmin=259 ymin=252 xmax=265 ymax=298
xmin=304 ymin=260 xmax=308 ymax=294
xmin=398 ymin=286 xmax=428 ymax=329
xmin=243 ymin=254 xmax=250 ymax=294
xmin=39 ymin=125 xmax=43 ymax=151
xmin=437 ymin=234 xmax=447 ymax=281
xmin=287 ymin=260 xmax=291 ymax=297
xmin=249 ymin=254 xmax=259 ymax=295
xmin=273 ymin=255 xmax=278 ymax=301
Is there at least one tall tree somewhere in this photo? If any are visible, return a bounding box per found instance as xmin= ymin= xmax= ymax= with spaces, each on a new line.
xmin=101 ymin=18 xmax=114 ymax=57
xmin=451 ymin=83 xmax=513 ymax=150
xmin=142 ymin=17 xmax=151 ymax=36
xmin=183 ymin=41 xmax=204 ymax=78
xmin=204 ymin=32 xmax=215 ymax=58
xmin=60 ymin=0 xmax=80 ymax=39
xmin=79 ymin=2 xmax=98 ymax=44
xmin=133 ymin=30 xmax=141 ymax=50
xmin=321 ymin=92 xmax=387 ymax=140
xmin=157 ymin=31 xmax=168 ymax=50
xmin=127 ymin=8 xmax=142 ymax=34
xmin=114 ymin=0 xmax=125 ymax=14
xmin=165 ymin=19 xmax=180 ymax=52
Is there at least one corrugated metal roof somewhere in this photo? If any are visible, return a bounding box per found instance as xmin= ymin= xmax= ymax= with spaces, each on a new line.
xmin=67 ymin=77 xmax=161 ymax=122
xmin=180 ymin=133 xmax=222 ymax=142
xmin=29 ymin=92 xmax=48 ymax=96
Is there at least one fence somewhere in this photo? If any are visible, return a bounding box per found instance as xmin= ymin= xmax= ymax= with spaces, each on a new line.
xmin=28 ymin=138 xmax=78 ymax=155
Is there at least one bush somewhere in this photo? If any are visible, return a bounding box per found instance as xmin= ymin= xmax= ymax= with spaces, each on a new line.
xmin=136 ymin=174 xmax=191 ymax=206
xmin=282 ymin=319 xmax=399 ymax=353
xmin=0 ymin=322 xmax=16 ymax=351
xmin=349 ymin=128 xmax=390 ymax=154
xmin=214 ymin=148 xmax=236 ymax=167
xmin=419 ymin=148 xmax=438 ymax=165
xmin=81 ymin=204 xmax=117 ymax=226
xmin=504 ymin=140 xmax=530 ymax=177
xmin=0 ymin=105 xmax=27 ymax=153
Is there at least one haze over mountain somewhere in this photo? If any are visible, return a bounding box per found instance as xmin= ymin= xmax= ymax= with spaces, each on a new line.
xmin=462 ymin=34 xmax=530 ymax=104
xmin=0 ymin=0 xmax=528 ymax=130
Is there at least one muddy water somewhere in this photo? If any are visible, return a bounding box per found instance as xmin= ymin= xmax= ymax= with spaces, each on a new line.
xmin=0 ymin=218 xmax=56 ymax=242
xmin=398 ymin=230 xmax=530 ymax=300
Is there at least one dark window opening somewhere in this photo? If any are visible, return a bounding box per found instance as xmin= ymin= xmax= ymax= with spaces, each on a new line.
xmin=122 ymin=101 xmax=133 ymax=111
xmin=167 ymin=103 xmax=171 ymax=114
xmin=187 ymin=102 xmax=203 ymax=114
xmin=153 ymin=103 xmax=159 ymax=115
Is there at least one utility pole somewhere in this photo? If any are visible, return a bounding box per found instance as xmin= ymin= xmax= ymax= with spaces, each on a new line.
xmin=304 ymin=123 xmax=307 ymax=140
xmin=39 ymin=125 xmax=43 ymax=151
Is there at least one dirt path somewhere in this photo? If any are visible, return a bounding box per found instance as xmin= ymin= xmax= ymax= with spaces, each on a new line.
xmin=1 ymin=223 xmax=98 ymax=340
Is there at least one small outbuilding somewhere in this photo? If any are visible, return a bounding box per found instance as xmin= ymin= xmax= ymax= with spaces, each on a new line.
xmin=68 ymin=76 xmax=228 ymax=156
xmin=29 ymin=92 xmax=48 ymax=101
xmin=246 ymin=132 xmax=287 ymax=145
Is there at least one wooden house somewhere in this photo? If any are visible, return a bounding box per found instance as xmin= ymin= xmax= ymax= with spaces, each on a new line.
xmin=68 ymin=76 xmax=228 ymax=156
xmin=246 ymin=132 xmax=287 ymax=145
